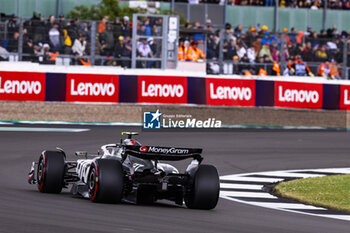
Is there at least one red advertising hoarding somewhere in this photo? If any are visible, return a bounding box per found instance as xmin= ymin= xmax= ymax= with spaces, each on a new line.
xmin=340 ymin=85 xmax=350 ymax=110
xmin=274 ymin=81 xmax=323 ymax=109
xmin=0 ymin=71 xmax=46 ymax=101
xmin=66 ymin=74 xmax=119 ymax=102
xmin=138 ymin=75 xmax=187 ymax=104
xmin=206 ymin=78 xmax=255 ymax=106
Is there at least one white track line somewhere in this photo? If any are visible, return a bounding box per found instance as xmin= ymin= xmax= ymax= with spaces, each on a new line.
xmin=220 ymin=191 xmax=277 ymax=198
xmin=0 ymin=127 xmax=89 ymax=132
xmin=248 ymin=202 xmax=326 ymax=210
xmin=220 ymin=176 xmax=284 ymax=183
xmin=220 ymin=183 xmax=263 ymax=190
xmin=250 ymin=171 xmax=325 ymax=178
xmin=321 ymin=215 xmax=350 ymax=221
xmin=220 ymin=168 xmax=350 ymax=222
xmin=312 ymin=168 xmax=350 ymax=174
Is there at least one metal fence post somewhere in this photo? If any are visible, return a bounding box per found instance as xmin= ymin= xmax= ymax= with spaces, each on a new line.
xmin=56 ymin=0 xmax=62 ymax=17
xmin=342 ymin=36 xmax=348 ymax=80
xmin=187 ymin=3 xmax=191 ymax=22
xmin=131 ymin=14 xmax=137 ymax=69
xmin=4 ymin=20 xmax=8 ymax=40
xmin=90 ymin=21 xmax=96 ymax=66
xmin=18 ymin=18 xmax=24 ymax=61
xmin=218 ymin=29 xmax=224 ymax=74
xmin=171 ymin=0 xmax=175 ymax=12
xmin=16 ymin=0 xmax=19 ymax=17
xmin=323 ymin=0 xmax=327 ymax=31
xmin=161 ymin=15 xmax=168 ymax=70
xmin=280 ymin=32 xmax=286 ymax=72
xmin=274 ymin=0 xmax=279 ymax=33
xmin=219 ymin=0 xmax=227 ymax=74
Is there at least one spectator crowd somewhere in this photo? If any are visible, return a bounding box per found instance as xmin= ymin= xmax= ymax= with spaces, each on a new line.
xmin=0 ymin=12 xmax=163 ymax=67
xmin=158 ymin=0 xmax=350 ymax=9
xmin=177 ymin=19 xmax=347 ymax=78
xmin=0 ymin=11 xmax=349 ymax=78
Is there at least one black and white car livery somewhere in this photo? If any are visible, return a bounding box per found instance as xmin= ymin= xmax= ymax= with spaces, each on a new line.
xmin=28 ymin=132 xmax=220 ymax=209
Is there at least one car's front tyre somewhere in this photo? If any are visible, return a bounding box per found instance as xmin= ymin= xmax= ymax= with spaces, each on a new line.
xmin=37 ymin=150 xmax=65 ymax=193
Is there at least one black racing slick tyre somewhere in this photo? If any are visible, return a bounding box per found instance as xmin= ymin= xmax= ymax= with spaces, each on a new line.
xmin=88 ymin=159 xmax=124 ymax=203
xmin=185 ymin=164 xmax=220 ymax=210
xmin=37 ymin=150 xmax=65 ymax=193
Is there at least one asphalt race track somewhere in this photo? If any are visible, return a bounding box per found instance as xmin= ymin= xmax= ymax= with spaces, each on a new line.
xmin=1 ymin=124 xmax=350 ymax=233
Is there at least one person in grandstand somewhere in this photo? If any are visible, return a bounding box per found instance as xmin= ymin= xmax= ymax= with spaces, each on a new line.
xmin=288 ymin=55 xmax=314 ymax=76
xmin=72 ymin=33 xmax=87 ymax=56
xmin=317 ymin=60 xmax=341 ymax=80
xmin=190 ymin=40 xmax=205 ymax=62
xmin=99 ymin=24 xmax=115 ymax=56
xmin=232 ymin=55 xmax=241 ymax=75
xmin=270 ymin=61 xmax=280 ymax=76
xmin=98 ymin=16 xmax=109 ymax=34
xmin=137 ymin=38 xmax=153 ymax=68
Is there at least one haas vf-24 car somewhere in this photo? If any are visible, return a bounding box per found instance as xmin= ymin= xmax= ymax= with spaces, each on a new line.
xmin=28 ymin=132 xmax=220 ymax=209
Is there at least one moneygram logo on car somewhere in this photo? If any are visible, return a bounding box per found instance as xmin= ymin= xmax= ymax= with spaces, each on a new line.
xmin=143 ymin=109 xmax=222 ymax=129
xmin=139 ymin=146 xmax=189 ymax=154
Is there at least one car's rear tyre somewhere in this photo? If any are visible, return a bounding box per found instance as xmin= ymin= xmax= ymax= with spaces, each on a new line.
xmin=185 ymin=164 xmax=220 ymax=210
xmin=89 ymin=159 xmax=124 ymax=203
xmin=37 ymin=150 xmax=65 ymax=193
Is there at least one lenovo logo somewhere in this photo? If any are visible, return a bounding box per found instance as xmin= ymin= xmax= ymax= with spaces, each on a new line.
xmin=141 ymin=81 xmax=184 ymax=98
xmin=209 ymin=83 xmax=252 ymax=100
xmin=344 ymin=90 xmax=350 ymax=105
xmin=278 ymin=86 xmax=319 ymax=103
xmin=70 ymin=79 xmax=115 ymax=96
xmin=0 ymin=77 xmax=41 ymax=94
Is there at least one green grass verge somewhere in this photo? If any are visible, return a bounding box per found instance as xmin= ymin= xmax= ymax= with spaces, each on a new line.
xmin=273 ymin=174 xmax=350 ymax=213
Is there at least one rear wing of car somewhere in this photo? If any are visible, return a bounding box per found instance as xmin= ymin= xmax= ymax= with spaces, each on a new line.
xmin=125 ymin=145 xmax=203 ymax=161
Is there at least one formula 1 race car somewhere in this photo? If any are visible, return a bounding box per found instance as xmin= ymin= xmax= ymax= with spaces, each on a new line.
xmin=28 ymin=132 xmax=219 ymax=210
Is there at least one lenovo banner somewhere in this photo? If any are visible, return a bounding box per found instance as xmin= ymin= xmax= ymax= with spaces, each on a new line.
xmin=206 ymin=78 xmax=255 ymax=106
xmin=66 ymin=74 xmax=119 ymax=102
xmin=340 ymin=85 xmax=350 ymax=110
xmin=138 ymin=75 xmax=187 ymax=104
xmin=0 ymin=71 xmax=46 ymax=101
xmin=275 ymin=81 xmax=323 ymax=109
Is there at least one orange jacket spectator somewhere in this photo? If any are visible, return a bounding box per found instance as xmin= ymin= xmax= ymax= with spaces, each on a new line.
xmin=178 ymin=41 xmax=198 ymax=61
xmin=80 ymin=58 xmax=91 ymax=66
xmin=190 ymin=41 xmax=205 ymax=62
xmin=296 ymin=31 xmax=304 ymax=44
xmin=178 ymin=46 xmax=185 ymax=60
xmin=288 ymin=56 xmax=313 ymax=76
xmin=317 ymin=61 xmax=334 ymax=78
xmin=272 ymin=61 xmax=280 ymax=76
xmin=244 ymin=71 xmax=253 ymax=76
xmin=258 ymin=68 xmax=267 ymax=76
xmin=98 ymin=16 xmax=109 ymax=34
xmin=49 ymin=52 xmax=59 ymax=61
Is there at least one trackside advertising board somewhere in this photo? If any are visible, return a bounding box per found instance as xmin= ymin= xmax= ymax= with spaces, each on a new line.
xmin=206 ymin=78 xmax=255 ymax=106
xmin=138 ymin=75 xmax=187 ymax=104
xmin=0 ymin=71 xmax=46 ymax=101
xmin=66 ymin=74 xmax=119 ymax=102
xmin=340 ymin=85 xmax=350 ymax=110
xmin=274 ymin=81 xmax=323 ymax=109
